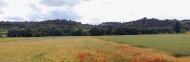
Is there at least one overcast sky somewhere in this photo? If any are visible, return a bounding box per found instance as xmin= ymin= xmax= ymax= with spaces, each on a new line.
xmin=0 ymin=0 xmax=189 ymax=24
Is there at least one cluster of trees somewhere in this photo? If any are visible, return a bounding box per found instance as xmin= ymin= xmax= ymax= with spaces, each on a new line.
xmin=0 ymin=29 xmax=7 ymax=37
xmin=0 ymin=17 xmax=190 ymax=37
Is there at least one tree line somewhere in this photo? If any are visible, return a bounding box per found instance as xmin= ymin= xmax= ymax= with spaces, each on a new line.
xmin=0 ymin=17 xmax=190 ymax=37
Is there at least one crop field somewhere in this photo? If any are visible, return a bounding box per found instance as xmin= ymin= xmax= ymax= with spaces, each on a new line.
xmin=0 ymin=34 xmax=190 ymax=62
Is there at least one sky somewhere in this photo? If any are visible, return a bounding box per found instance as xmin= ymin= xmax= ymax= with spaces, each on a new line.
xmin=0 ymin=0 xmax=189 ymax=24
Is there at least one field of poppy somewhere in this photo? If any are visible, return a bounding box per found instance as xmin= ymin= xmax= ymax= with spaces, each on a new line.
xmin=0 ymin=34 xmax=190 ymax=62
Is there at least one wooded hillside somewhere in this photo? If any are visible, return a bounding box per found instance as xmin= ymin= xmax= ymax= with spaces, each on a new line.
xmin=0 ymin=17 xmax=190 ymax=37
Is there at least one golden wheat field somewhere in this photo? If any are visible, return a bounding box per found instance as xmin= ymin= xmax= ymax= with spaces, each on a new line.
xmin=0 ymin=36 xmax=189 ymax=62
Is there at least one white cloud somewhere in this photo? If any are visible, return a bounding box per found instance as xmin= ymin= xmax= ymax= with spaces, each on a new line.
xmin=74 ymin=0 xmax=190 ymax=24
xmin=40 ymin=0 xmax=80 ymax=7
xmin=1 ymin=0 xmax=38 ymax=21
xmin=0 ymin=0 xmax=7 ymax=14
xmin=44 ymin=8 xmax=81 ymax=20
xmin=0 ymin=0 xmax=81 ymax=21
xmin=0 ymin=0 xmax=190 ymax=24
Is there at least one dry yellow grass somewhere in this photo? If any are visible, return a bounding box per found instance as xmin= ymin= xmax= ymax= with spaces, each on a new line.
xmin=0 ymin=36 xmax=188 ymax=62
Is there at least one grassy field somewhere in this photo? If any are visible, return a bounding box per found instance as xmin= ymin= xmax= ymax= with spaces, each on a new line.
xmin=97 ymin=34 xmax=190 ymax=57
xmin=0 ymin=35 xmax=190 ymax=62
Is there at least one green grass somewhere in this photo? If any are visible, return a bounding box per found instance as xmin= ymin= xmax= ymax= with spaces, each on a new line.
xmin=97 ymin=34 xmax=190 ymax=57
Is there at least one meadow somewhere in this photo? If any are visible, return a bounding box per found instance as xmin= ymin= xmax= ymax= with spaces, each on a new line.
xmin=0 ymin=34 xmax=190 ymax=62
xmin=97 ymin=34 xmax=190 ymax=57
